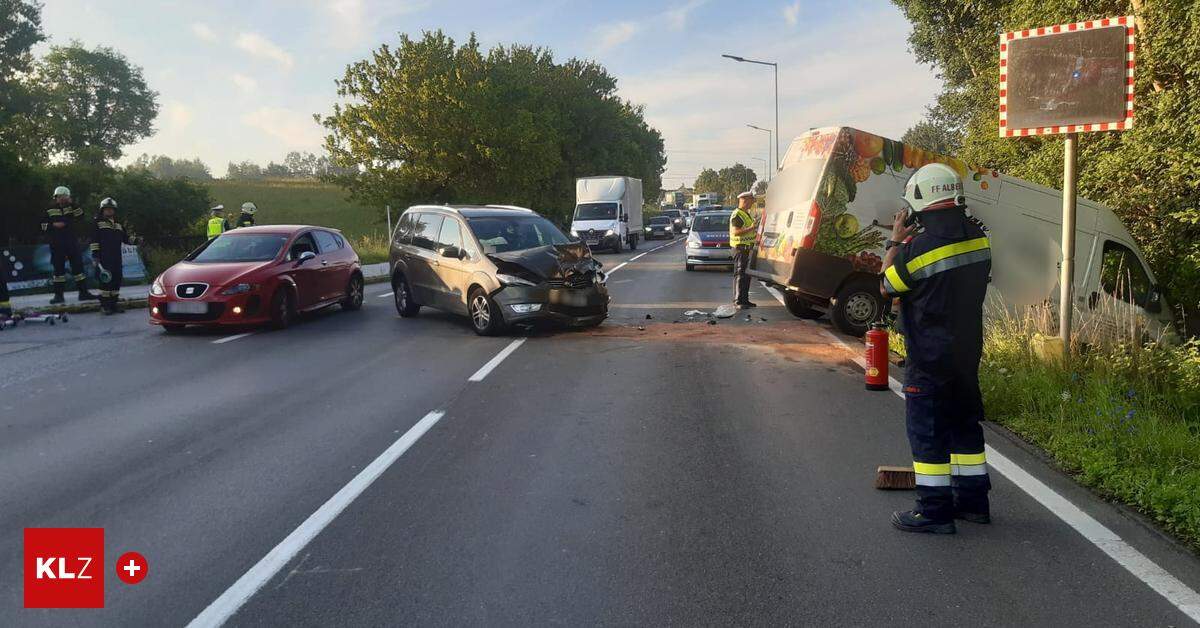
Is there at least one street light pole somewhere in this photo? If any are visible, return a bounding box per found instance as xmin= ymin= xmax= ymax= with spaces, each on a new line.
xmin=723 ymin=54 xmax=780 ymax=174
xmin=746 ymin=124 xmax=772 ymax=181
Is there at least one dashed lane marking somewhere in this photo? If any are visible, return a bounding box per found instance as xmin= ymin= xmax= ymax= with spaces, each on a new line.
xmin=467 ymin=338 xmax=526 ymax=383
xmin=212 ymin=332 xmax=256 ymax=345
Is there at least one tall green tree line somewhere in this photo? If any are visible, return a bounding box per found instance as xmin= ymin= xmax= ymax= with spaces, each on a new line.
xmin=893 ymin=0 xmax=1200 ymax=332
xmin=320 ymin=31 xmax=666 ymax=225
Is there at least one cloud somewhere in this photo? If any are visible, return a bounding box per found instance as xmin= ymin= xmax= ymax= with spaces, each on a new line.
xmin=235 ymin=32 xmax=294 ymax=70
xmin=664 ymin=0 xmax=707 ymax=31
xmin=191 ymin=22 xmax=217 ymax=43
xmin=163 ymin=101 xmax=193 ymax=131
xmin=319 ymin=0 xmax=430 ymax=45
xmin=783 ymin=1 xmax=801 ymax=27
xmin=241 ymin=107 xmax=324 ymax=149
xmin=594 ymin=21 xmax=640 ymax=52
xmin=230 ymin=73 xmax=258 ymax=93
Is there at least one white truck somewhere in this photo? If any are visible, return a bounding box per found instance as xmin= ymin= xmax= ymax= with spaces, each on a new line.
xmin=752 ymin=126 xmax=1175 ymax=339
xmin=571 ymin=176 xmax=643 ymax=253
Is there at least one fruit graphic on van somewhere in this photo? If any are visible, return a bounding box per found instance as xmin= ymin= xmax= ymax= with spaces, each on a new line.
xmin=852 ymin=131 xmax=884 ymax=159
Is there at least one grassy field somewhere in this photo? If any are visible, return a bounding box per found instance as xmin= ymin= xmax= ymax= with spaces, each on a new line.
xmin=205 ymin=179 xmax=390 ymax=263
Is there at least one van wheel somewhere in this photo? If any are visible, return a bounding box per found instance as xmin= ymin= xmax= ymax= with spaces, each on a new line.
xmin=784 ymin=292 xmax=823 ymax=319
xmin=629 ymin=234 xmax=638 ymax=250
xmin=393 ymin=275 xmax=420 ymax=317
xmin=468 ymin=287 xmax=505 ymax=336
xmin=613 ymin=236 xmax=623 ymax=254
xmin=831 ymin=278 xmax=885 ymax=337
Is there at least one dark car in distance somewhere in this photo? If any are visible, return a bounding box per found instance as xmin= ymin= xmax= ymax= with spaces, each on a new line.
xmin=389 ymin=205 xmax=608 ymax=335
xmin=148 ymin=225 xmax=364 ymax=332
xmin=644 ymin=216 xmax=674 ymax=240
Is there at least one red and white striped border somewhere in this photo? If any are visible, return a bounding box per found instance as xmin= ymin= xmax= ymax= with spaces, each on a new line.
xmin=998 ymin=16 xmax=1135 ymax=137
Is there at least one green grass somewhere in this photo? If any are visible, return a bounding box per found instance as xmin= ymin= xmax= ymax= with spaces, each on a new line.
xmin=205 ymin=179 xmax=385 ymax=241
xmin=978 ymin=316 xmax=1200 ymax=549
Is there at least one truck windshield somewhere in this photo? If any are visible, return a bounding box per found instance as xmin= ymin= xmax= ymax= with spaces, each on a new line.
xmin=574 ymin=203 xmax=617 ymax=220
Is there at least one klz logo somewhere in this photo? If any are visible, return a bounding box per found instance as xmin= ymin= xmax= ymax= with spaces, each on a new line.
xmin=24 ymin=528 xmax=104 ymax=608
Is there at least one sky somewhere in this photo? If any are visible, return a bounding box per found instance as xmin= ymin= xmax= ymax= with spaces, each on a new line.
xmin=38 ymin=0 xmax=942 ymax=186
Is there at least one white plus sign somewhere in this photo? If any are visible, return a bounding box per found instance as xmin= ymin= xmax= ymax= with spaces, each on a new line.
xmin=123 ymin=559 xmax=141 ymax=577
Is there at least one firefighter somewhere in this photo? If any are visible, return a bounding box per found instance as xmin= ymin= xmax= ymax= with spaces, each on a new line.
xmin=881 ymin=162 xmax=992 ymax=535
xmin=207 ymin=205 xmax=231 ymax=238
xmin=90 ymin=197 xmax=137 ymax=315
xmin=235 ymin=202 xmax=257 ymax=228
xmin=729 ymin=190 xmax=758 ymax=308
xmin=42 ymin=185 xmax=98 ymax=303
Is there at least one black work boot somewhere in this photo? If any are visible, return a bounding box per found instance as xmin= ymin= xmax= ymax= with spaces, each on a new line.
xmin=954 ymin=510 xmax=991 ymax=524
xmin=100 ymin=297 xmax=114 ymax=315
xmin=77 ymin=285 xmax=99 ymax=301
xmin=111 ymin=298 xmax=124 ymax=314
xmin=891 ymin=510 xmax=956 ymax=535
xmin=49 ymin=284 xmax=66 ymax=304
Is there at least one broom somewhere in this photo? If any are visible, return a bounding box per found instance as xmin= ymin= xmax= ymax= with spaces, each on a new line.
xmin=874 ymin=465 xmax=916 ymax=490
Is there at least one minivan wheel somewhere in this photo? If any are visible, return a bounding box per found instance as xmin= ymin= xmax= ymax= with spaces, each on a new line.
xmin=831 ymin=278 xmax=885 ymax=337
xmin=613 ymin=236 xmax=623 ymax=254
xmin=341 ymin=274 xmax=364 ymax=311
xmin=394 ymin=275 xmax=420 ymax=317
xmin=269 ymin=287 xmax=294 ymax=330
xmin=468 ymin=287 xmax=505 ymax=336
xmin=784 ymin=291 xmax=823 ymax=319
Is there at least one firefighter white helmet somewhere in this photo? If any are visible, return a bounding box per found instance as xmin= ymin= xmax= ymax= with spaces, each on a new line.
xmin=240 ymin=202 xmax=257 ymax=214
xmin=99 ymin=197 xmax=118 ymax=209
xmin=53 ymin=186 xmax=71 ymax=198
xmin=902 ymin=163 xmax=965 ymax=213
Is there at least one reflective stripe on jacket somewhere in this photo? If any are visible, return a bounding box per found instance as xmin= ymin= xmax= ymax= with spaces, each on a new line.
xmin=729 ymin=208 xmax=756 ymax=247
xmin=207 ymin=217 xmax=226 ymax=237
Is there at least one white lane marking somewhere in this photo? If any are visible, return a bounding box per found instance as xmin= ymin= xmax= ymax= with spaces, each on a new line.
xmin=467 ymin=338 xmax=526 ymax=382
xmin=763 ymin=282 xmax=1200 ymax=621
xmin=187 ymin=410 xmax=448 ymax=628
xmin=212 ymin=332 xmax=255 ymax=345
xmin=378 ymin=291 xmax=394 ymax=298
xmin=607 ymin=238 xmax=682 ymax=277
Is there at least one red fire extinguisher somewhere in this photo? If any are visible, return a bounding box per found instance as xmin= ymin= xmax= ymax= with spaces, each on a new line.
xmin=865 ymin=322 xmax=890 ymax=391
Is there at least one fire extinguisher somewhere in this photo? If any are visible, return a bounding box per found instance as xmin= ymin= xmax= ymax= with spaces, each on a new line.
xmin=865 ymin=322 xmax=890 ymax=391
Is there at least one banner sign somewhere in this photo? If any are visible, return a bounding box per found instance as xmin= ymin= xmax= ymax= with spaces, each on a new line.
xmin=1 ymin=244 xmax=148 ymax=291
xmin=999 ymin=16 xmax=1135 ymax=137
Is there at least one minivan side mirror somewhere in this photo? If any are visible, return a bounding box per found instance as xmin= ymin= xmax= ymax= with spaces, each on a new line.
xmin=620 ymin=214 xmax=628 ymax=223
xmin=441 ymin=245 xmax=463 ymax=259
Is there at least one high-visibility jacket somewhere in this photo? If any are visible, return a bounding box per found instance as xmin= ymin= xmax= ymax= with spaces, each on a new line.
xmin=207 ymin=217 xmax=228 ymax=237
xmin=729 ymin=207 xmax=757 ymax=247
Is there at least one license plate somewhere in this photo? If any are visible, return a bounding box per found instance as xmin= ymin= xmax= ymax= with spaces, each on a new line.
xmin=167 ymin=301 xmax=208 ymax=314
xmin=585 ymin=239 xmax=600 ymax=245
xmin=550 ymin=290 xmax=588 ymax=307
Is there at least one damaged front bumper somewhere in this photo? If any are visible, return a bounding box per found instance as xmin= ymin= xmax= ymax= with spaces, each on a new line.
xmin=492 ymin=283 xmax=609 ymax=327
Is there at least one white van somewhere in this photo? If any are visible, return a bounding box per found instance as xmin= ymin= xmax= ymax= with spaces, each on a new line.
xmin=571 ymin=176 xmax=643 ymax=253
xmin=751 ymin=126 xmax=1174 ymax=338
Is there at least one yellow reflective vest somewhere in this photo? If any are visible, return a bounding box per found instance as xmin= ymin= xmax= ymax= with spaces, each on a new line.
xmin=207 ymin=217 xmax=226 ymax=238
xmin=729 ymin=208 xmax=757 ymax=247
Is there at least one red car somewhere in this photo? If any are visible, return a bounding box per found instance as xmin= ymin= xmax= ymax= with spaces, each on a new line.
xmin=148 ymin=225 xmax=364 ymax=332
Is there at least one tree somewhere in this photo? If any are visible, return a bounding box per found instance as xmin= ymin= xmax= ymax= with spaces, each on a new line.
xmin=0 ymin=0 xmax=47 ymax=162
xmin=754 ymin=179 xmax=769 ymax=196
xmin=128 ymin=154 xmax=212 ymax=180
xmin=36 ymin=43 xmax=159 ymax=163
xmin=226 ymin=161 xmax=263 ymax=180
xmin=716 ymin=163 xmax=757 ymax=203
xmin=902 ymin=119 xmax=960 ymax=155
xmin=319 ymin=30 xmax=665 ymax=224
xmin=693 ymin=168 xmax=720 ymax=195
xmin=893 ymin=0 xmax=1200 ymax=333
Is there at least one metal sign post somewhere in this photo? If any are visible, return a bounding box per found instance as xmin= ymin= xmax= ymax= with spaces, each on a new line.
xmin=999 ymin=16 xmax=1136 ymax=356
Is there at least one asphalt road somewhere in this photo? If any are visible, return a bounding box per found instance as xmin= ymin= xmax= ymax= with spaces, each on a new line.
xmin=3 ymin=236 xmax=1199 ymax=626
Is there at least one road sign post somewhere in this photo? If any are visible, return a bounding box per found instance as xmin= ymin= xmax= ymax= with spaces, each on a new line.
xmin=999 ymin=16 xmax=1136 ymax=356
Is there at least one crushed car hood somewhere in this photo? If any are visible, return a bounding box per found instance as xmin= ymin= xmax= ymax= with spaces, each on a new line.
xmin=488 ymin=243 xmax=601 ymax=280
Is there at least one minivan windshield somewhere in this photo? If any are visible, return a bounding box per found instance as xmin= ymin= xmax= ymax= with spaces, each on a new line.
xmin=649 ymin=217 xmax=671 ymax=225
xmin=662 ymin=210 xmax=681 ymax=218
xmin=189 ymin=234 xmax=287 ymax=263
xmin=574 ymin=203 xmax=617 ymax=220
xmin=468 ymin=215 xmax=572 ymax=253
xmin=692 ymin=213 xmax=731 ymax=232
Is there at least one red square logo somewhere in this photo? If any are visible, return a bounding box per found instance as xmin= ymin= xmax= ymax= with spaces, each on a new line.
xmin=24 ymin=528 xmax=104 ymax=608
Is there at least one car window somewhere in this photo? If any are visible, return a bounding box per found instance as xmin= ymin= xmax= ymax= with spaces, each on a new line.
xmin=649 ymin=217 xmax=670 ymax=225
xmin=437 ymin=218 xmax=464 ymax=254
xmin=190 ymin=234 xmax=286 ymax=263
xmin=394 ymin=212 xmax=415 ymax=245
xmin=693 ymin=213 xmax=731 ymax=231
xmin=1100 ymin=240 xmax=1153 ymax=308
xmin=289 ymin=232 xmax=319 ymax=260
xmin=411 ymin=213 xmax=444 ymax=251
xmin=334 ymin=233 xmax=346 ymax=248
xmin=314 ymin=230 xmax=340 ymax=253
xmin=467 ymin=215 xmax=571 ymax=253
